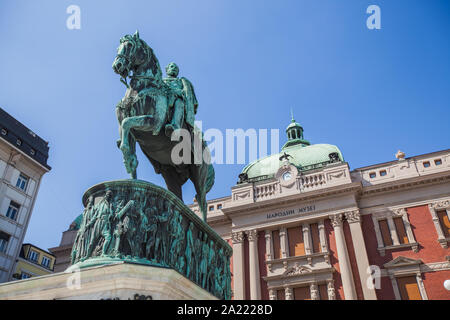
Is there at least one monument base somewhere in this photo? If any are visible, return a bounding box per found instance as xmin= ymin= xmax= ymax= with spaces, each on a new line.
xmin=0 ymin=262 xmax=217 ymax=300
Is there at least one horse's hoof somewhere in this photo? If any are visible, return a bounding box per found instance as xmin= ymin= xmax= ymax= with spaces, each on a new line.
xmin=165 ymin=124 xmax=174 ymax=137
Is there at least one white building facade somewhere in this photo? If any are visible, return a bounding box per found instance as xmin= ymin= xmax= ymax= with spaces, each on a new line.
xmin=0 ymin=107 xmax=51 ymax=283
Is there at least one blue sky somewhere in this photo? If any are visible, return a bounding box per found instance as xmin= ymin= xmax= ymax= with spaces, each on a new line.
xmin=0 ymin=1 xmax=449 ymax=251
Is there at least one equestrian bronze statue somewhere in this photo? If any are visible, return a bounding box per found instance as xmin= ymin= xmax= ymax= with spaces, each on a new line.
xmin=112 ymin=31 xmax=214 ymax=221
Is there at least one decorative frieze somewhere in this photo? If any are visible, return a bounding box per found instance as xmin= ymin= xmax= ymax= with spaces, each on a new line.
xmin=431 ymin=200 xmax=450 ymax=210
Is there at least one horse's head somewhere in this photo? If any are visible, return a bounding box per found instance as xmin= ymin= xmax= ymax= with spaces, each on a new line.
xmin=112 ymin=31 xmax=162 ymax=82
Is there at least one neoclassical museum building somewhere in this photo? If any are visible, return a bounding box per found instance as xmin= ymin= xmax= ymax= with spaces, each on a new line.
xmin=52 ymin=117 xmax=450 ymax=300
xmin=189 ymin=117 xmax=450 ymax=300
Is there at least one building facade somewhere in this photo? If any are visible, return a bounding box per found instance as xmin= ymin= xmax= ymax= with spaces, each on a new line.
xmin=49 ymin=216 xmax=80 ymax=273
xmin=0 ymin=107 xmax=51 ymax=283
xmin=11 ymin=243 xmax=55 ymax=280
xmin=53 ymin=117 xmax=450 ymax=300
xmin=190 ymin=118 xmax=450 ymax=300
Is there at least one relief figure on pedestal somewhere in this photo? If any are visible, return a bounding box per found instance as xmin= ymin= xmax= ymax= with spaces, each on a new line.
xmin=184 ymin=222 xmax=194 ymax=280
xmin=85 ymin=190 xmax=114 ymax=258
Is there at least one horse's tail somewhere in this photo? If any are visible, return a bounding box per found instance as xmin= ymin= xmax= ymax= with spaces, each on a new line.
xmin=204 ymin=164 xmax=215 ymax=195
xmin=194 ymin=163 xmax=215 ymax=222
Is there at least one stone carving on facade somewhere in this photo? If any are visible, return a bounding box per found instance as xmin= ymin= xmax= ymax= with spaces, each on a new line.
xmin=283 ymin=263 xmax=312 ymax=276
xmin=431 ymin=200 xmax=450 ymax=210
xmin=345 ymin=210 xmax=361 ymax=224
xmin=395 ymin=150 xmax=406 ymax=161
xmin=70 ymin=180 xmax=232 ymax=300
xmin=284 ymin=287 xmax=293 ymax=300
xmin=327 ymin=280 xmax=336 ymax=300
xmin=246 ymin=229 xmax=258 ymax=242
xmin=392 ymin=208 xmax=407 ymax=217
xmin=310 ymin=283 xmax=319 ymax=300
xmin=329 ymin=213 xmax=343 ymax=228
xmin=268 ymin=289 xmax=276 ymax=300
xmin=231 ymin=231 xmax=245 ymax=244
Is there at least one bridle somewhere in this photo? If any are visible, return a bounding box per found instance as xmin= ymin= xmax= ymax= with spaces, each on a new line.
xmin=116 ymin=36 xmax=155 ymax=88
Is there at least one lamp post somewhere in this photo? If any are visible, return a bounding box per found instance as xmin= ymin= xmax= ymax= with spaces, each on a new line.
xmin=444 ymin=280 xmax=450 ymax=291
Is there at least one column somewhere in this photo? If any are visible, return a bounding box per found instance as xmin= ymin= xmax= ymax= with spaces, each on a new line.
xmin=279 ymin=227 xmax=288 ymax=258
xmin=329 ymin=213 xmax=357 ymax=300
xmin=318 ymin=220 xmax=329 ymax=253
xmin=265 ymin=230 xmax=273 ymax=261
xmin=246 ymin=230 xmax=261 ymax=300
xmin=310 ymin=283 xmax=319 ymax=300
xmin=285 ymin=287 xmax=293 ymax=300
xmin=327 ymin=280 xmax=336 ymax=300
xmin=389 ymin=274 xmax=401 ymax=300
xmin=345 ymin=210 xmax=378 ymax=300
xmin=269 ymin=289 xmax=276 ymax=300
xmin=387 ymin=216 xmax=400 ymax=245
xmin=416 ymin=272 xmax=428 ymax=300
xmin=302 ymin=224 xmax=312 ymax=255
xmin=231 ymin=231 xmax=246 ymax=300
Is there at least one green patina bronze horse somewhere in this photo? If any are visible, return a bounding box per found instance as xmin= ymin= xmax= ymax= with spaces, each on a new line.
xmin=112 ymin=31 xmax=214 ymax=221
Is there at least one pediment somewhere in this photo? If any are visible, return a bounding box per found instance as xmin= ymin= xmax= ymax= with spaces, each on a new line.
xmin=384 ymin=256 xmax=422 ymax=269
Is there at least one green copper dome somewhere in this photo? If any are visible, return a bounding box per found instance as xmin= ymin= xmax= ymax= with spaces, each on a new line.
xmin=239 ymin=116 xmax=344 ymax=182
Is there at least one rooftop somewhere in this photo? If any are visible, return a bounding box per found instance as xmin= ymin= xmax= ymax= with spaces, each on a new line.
xmin=0 ymin=107 xmax=51 ymax=170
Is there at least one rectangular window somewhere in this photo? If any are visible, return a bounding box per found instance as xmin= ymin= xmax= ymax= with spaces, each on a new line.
xmin=380 ymin=170 xmax=387 ymax=177
xmin=293 ymin=286 xmax=311 ymax=300
xmin=28 ymin=250 xmax=39 ymax=262
xmin=272 ymin=230 xmax=282 ymax=259
xmin=287 ymin=227 xmax=305 ymax=257
xmin=434 ymin=159 xmax=442 ymax=166
xmin=423 ymin=161 xmax=430 ymax=168
xmin=393 ymin=217 xmax=409 ymax=244
xmin=16 ymin=174 xmax=29 ymax=191
xmin=20 ymin=272 xmax=31 ymax=279
xmin=318 ymin=284 xmax=328 ymax=300
xmin=6 ymin=201 xmax=20 ymax=221
xmin=217 ymin=204 xmax=222 ymax=210
xmin=437 ymin=210 xmax=450 ymax=238
xmin=310 ymin=223 xmax=321 ymax=253
xmin=41 ymin=256 xmax=51 ymax=268
xmin=369 ymin=172 xmax=376 ymax=179
xmin=379 ymin=219 xmax=393 ymax=246
xmin=0 ymin=232 xmax=10 ymax=254
xmin=397 ymin=276 xmax=422 ymax=300
xmin=208 ymin=206 xmax=214 ymax=211
xmin=276 ymin=289 xmax=285 ymax=300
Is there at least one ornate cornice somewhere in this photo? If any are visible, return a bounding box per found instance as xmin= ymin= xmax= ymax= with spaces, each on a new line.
xmin=430 ymin=200 xmax=450 ymax=210
xmin=231 ymin=231 xmax=245 ymax=244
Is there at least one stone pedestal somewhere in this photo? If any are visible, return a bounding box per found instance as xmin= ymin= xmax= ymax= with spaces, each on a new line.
xmin=0 ymin=262 xmax=216 ymax=300
xmin=41 ymin=179 xmax=231 ymax=300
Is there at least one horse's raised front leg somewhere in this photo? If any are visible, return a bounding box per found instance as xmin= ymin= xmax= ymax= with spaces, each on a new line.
xmin=119 ymin=115 xmax=155 ymax=178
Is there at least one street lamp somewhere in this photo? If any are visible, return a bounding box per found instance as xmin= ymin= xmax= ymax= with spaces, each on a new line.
xmin=444 ymin=280 xmax=450 ymax=291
